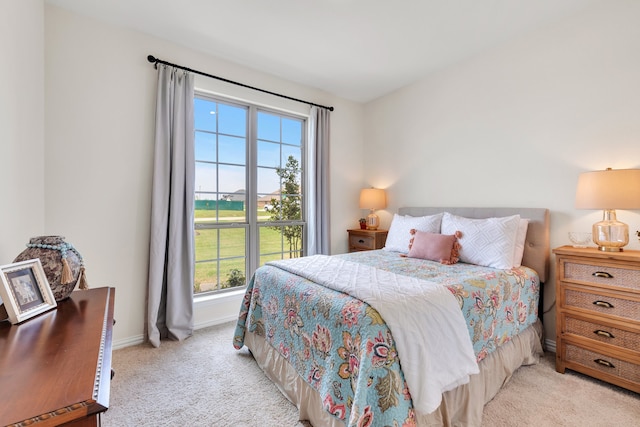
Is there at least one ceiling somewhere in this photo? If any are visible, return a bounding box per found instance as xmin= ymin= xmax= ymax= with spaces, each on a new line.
xmin=46 ymin=0 xmax=602 ymax=103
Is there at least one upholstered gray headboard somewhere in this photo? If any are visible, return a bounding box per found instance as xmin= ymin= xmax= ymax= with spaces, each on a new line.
xmin=398 ymin=207 xmax=551 ymax=283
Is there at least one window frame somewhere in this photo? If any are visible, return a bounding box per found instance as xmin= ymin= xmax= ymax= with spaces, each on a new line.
xmin=193 ymin=90 xmax=308 ymax=296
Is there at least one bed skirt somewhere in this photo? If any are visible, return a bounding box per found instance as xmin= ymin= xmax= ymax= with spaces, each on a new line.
xmin=243 ymin=319 xmax=544 ymax=427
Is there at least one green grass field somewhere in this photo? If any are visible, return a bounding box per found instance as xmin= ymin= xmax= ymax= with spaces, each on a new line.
xmin=194 ymin=209 xmax=301 ymax=293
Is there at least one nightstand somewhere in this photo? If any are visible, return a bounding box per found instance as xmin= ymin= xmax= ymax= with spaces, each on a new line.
xmin=348 ymin=229 xmax=388 ymax=252
xmin=553 ymin=246 xmax=640 ymax=393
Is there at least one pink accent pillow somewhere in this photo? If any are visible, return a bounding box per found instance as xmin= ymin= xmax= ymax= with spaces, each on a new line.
xmin=406 ymin=229 xmax=462 ymax=265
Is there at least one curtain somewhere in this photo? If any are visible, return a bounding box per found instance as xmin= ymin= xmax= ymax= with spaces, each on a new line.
xmin=147 ymin=65 xmax=195 ymax=347
xmin=306 ymin=106 xmax=331 ymax=255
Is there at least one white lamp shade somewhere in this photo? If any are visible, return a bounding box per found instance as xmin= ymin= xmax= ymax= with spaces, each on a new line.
xmin=575 ymin=168 xmax=640 ymax=252
xmin=359 ymin=188 xmax=387 ymax=210
xmin=575 ymin=168 xmax=640 ymax=210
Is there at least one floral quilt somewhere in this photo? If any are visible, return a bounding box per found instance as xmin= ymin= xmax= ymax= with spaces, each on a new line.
xmin=233 ymin=250 xmax=540 ymax=426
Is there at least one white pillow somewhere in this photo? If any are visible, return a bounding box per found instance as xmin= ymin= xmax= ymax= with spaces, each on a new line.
xmin=440 ymin=212 xmax=521 ymax=269
xmin=383 ymin=213 xmax=443 ymax=254
xmin=512 ymin=218 xmax=529 ymax=268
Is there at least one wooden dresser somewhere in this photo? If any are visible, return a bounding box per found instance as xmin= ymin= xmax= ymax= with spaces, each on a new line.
xmin=348 ymin=229 xmax=388 ymax=252
xmin=0 ymin=287 xmax=115 ymax=426
xmin=553 ymin=246 xmax=640 ymax=393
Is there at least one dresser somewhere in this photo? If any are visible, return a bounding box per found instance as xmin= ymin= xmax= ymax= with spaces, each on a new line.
xmin=0 ymin=287 xmax=115 ymax=426
xmin=553 ymin=246 xmax=640 ymax=393
xmin=348 ymin=229 xmax=388 ymax=252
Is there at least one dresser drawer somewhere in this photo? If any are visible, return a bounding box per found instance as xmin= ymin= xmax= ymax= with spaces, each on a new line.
xmin=564 ymin=288 xmax=639 ymax=322
xmin=563 ymin=261 xmax=640 ymax=292
xmin=349 ymin=234 xmax=375 ymax=250
xmin=564 ymin=315 xmax=640 ymax=351
xmin=565 ymin=343 xmax=640 ymax=386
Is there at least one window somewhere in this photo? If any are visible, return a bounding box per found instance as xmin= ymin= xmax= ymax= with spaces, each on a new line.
xmin=194 ymin=93 xmax=306 ymax=295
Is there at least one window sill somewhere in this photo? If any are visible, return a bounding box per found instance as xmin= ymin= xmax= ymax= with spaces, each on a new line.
xmin=194 ymin=288 xmax=246 ymax=306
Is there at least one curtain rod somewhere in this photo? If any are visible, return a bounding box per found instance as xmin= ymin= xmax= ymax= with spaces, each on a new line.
xmin=147 ymin=55 xmax=334 ymax=112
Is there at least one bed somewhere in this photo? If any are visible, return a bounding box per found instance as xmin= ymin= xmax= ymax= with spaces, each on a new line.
xmin=233 ymin=207 xmax=550 ymax=426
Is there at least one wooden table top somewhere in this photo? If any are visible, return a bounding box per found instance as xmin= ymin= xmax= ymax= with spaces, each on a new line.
xmin=0 ymin=287 xmax=115 ymax=426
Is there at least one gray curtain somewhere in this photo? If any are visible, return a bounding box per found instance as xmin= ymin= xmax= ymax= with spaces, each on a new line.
xmin=147 ymin=65 xmax=195 ymax=347
xmin=306 ymin=106 xmax=331 ymax=255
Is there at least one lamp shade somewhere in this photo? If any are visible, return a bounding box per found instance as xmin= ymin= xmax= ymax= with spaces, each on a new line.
xmin=575 ymin=168 xmax=640 ymax=252
xmin=359 ymin=188 xmax=387 ymax=210
xmin=575 ymin=168 xmax=640 ymax=210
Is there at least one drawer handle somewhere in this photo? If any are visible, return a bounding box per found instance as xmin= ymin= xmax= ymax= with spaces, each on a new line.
xmin=358 ymin=239 xmax=365 ymax=244
xmin=592 ymin=271 xmax=613 ymax=279
xmin=594 ymin=358 xmax=615 ymax=369
xmin=593 ymin=329 xmax=615 ymax=339
xmin=593 ymin=300 xmax=614 ymax=309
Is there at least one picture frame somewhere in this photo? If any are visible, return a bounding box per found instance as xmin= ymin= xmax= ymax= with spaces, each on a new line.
xmin=0 ymin=258 xmax=57 ymax=324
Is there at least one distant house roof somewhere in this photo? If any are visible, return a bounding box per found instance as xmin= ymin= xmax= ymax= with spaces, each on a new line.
xmin=257 ymin=189 xmax=281 ymax=203
xmin=223 ymin=189 xmax=246 ymax=202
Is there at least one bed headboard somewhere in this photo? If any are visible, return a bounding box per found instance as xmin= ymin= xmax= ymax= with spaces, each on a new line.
xmin=398 ymin=207 xmax=551 ymax=283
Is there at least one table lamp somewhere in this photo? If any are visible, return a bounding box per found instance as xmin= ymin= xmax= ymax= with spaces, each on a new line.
xmin=575 ymin=168 xmax=640 ymax=251
xmin=359 ymin=188 xmax=386 ymax=230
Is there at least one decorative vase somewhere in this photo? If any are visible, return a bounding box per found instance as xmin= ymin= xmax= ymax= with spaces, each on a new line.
xmin=14 ymin=236 xmax=88 ymax=301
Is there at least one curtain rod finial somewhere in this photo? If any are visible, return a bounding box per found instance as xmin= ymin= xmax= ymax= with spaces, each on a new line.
xmin=147 ymin=55 xmax=157 ymax=63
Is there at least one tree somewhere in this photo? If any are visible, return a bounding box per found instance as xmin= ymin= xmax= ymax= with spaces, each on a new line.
xmin=268 ymin=156 xmax=302 ymax=258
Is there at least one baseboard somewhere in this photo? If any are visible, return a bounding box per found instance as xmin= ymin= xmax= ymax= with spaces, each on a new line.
xmin=545 ymin=338 xmax=556 ymax=353
xmin=111 ymin=315 xmax=238 ymax=350
xmin=113 ymin=334 xmax=145 ymax=350
xmin=194 ymin=315 xmax=238 ymax=330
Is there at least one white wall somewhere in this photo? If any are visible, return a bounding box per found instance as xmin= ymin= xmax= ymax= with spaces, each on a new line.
xmin=0 ymin=0 xmax=45 ymax=262
xmin=364 ymin=0 xmax=640 ymax=343
xmin=44 ymin=5 xmax=364 ymax=346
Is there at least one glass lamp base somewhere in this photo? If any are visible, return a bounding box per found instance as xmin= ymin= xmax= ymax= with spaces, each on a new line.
xmin=593 ymin=210 xmax=629 ymax=252
xmin=366 ymin=212 xmax=380 ymax=230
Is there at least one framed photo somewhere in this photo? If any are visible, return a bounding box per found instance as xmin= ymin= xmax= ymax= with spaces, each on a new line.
xmin=0 ymin=258 xmax=57 ymax=324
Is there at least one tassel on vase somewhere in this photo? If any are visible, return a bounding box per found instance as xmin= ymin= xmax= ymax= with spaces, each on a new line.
xmin=77 ymin=266 xmax=89 ymax=290
xmin=60 ymin=257 xmax=74 ymax=285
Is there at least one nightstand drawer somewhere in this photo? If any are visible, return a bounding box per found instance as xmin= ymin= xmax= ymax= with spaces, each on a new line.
xmin=563 ymin=261 xmax=640 ymax=292
xmin=564 ymin=315 xmax=640 ymax=350
xmin=349 ymin=234 xmax=375 ymax=250
xmin=564 ymin=288 xmax=639 ymax=322
xmin=347 ymin=229 xmax=387 ymax=253
xmin=565 ymin=343 xmax=640 ymax=387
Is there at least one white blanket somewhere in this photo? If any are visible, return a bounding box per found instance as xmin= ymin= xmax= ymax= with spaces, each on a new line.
xmin=268 ymin=255 xmax=479 ymax=415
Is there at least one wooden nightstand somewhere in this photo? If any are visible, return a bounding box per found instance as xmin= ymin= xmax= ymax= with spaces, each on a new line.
xmin=553 ymin=246 xmax=640 ymax=393
xmin=348 ymin=229 xmax=388 ymax=252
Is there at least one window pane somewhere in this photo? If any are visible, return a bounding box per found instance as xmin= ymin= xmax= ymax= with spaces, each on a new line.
xmin=260 ymin=226 xmax=283 ymax=258
xmin=282 ymin=146 xmax=301 ymax=167
xmin=195 ymin=261 xmax=217 ymax=293
xmin=280 ymin=195 xmax=302 ymax=221
xmin=260 ymin=253 xmax=283 ymax=266
xmin=218 ymin=104 xmax=246 ymax=137
xmin=219 ymin=135 xmax=246 ymax=165
xmin=257 ymin=167 xmax=280 ymax=195
xmin=194 ymin=98 xmax=217 ymax=132
xmin=218 ymin=196 xmax=246 ymax=223
xmin=219 ymin=228 xmax=246 ymax=258
xmin=257 ymin=140 xmax=280 ymax=167
xmin=195 ymin=162 xmax=217 ymax=193
xmin=195 ymin=228 xmax=217 ymax=262
xmin=219 ymin=259 xmax=246 ymax=289
xmin=257 ymin=111 xmax=279 ymax=142
xmin=195 ymin=202 xmax=218 ymax=224
xmin=195 ymin=131 xmax=216 ymax=163
xmin=282 ymin=118 xmax=302 ymax=146
xmin=218 ymin=164 xmax=245 ymax=194
xmin=260 ymin=225 xmax=303 ymax=262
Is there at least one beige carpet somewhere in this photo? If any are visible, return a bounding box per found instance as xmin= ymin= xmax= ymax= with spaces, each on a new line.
xmin=103 ymin=321 xmax=639 ymax=427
